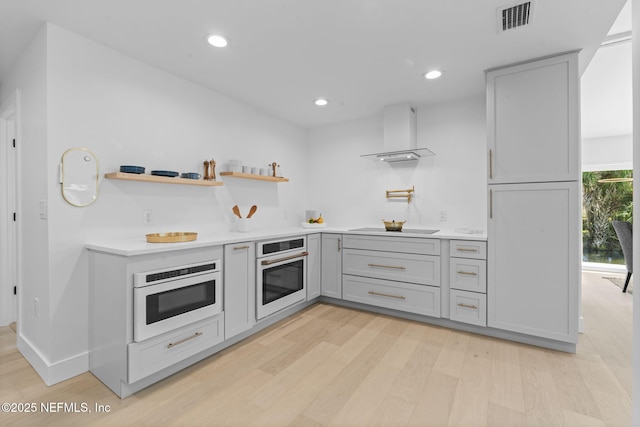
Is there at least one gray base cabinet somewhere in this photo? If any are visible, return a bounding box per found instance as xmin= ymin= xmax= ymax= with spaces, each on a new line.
xmin=343 ymin=275 xmax=441 ymax=317
xmin=128 ymin=316 xmax=224 ymax=383
xmin=89 ymin=246 xmax=224 ymax=397
xmin=449 ymin=240 xmax=487 ymax=326
xmin=321 ymin=234 xmax=342 ymax=298
xmin=341 ymin=234 xmax=441 ymax=318
xmin=223 ymin=242 xmax=256 ymax=339
xmin=306 ymin=233 xmax=321 ymax=300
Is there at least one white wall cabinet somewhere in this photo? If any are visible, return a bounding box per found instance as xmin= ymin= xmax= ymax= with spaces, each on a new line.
xmin=321 ymin=234 xmax=342 ymax=298
xmin=488 ymin=182 xmax=580 ymax=342
xmin=486 ymin=52 xmax=580 ymax=184
xmin=306 ymin=233 xmax=321 ymax=300
xmin=223 ymin=242 xmax=256 ymax=339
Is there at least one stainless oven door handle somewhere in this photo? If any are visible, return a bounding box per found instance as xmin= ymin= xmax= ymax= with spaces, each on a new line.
xmin=261 ymin=251 xmax=309 ymax=266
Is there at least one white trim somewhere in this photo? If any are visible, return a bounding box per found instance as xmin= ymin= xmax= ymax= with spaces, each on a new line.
xmin=581 ymin=162 xmax=633 ymax=172
xmin=17 ymin=333 xmax=88 ymax=386
xmin=582 ymin=261 xmax=627 ymax=274
xmin=0 ymin=91 xmax=19 ymax=327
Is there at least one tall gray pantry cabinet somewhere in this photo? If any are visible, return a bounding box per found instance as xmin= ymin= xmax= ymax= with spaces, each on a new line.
xmin=486 ymin=52 xmax=580 ymax=347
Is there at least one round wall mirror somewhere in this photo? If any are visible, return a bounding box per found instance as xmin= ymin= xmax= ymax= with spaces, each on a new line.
xmin=61 ymin=148 xmax=99 ymax=207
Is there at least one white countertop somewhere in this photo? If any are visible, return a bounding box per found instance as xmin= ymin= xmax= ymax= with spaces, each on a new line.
xmin=86 ymin=225 xmax=487 ymax=257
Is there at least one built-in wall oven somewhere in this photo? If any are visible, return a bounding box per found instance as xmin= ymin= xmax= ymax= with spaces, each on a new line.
xmin=133 ymin=260 xmax=222 ymax=342
xmin=256 ymin=236 xmax=308 ymax=319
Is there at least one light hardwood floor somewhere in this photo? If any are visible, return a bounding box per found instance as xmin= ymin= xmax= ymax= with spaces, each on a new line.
xmin=0 ymin=271 xmax=632 ymax=426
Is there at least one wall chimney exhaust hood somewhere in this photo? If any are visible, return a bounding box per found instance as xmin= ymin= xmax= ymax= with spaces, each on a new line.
xmin=361 ymin=103 xmax=434 ymax=162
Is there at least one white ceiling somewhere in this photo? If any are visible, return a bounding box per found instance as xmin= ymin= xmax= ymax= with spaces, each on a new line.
xmin=0 ymin=0 xmax=628 ymax=129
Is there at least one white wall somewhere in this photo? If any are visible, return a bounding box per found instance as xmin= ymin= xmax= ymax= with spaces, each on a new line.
xmin=307 ymin=96 xmax=487 ymax=231
xmin=2 ymin=24 xmax=310 ymax=382
xmin=0 ymin=26 xmax=53 ymax=373
xmin=582 ymin=134 xmax=633 ymax=171
xmin=0 ymin=23 xmax=488 ymax=385
xmin=581 ymin=41 xmax=632 ymax=140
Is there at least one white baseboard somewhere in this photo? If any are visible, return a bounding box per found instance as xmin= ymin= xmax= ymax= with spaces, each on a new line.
xmin=582 ymin=262 xmax=627 ymax=274
xmin=17 ymin=333 xmax=88 ymax=386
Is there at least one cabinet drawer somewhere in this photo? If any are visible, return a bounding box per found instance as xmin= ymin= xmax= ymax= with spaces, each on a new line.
xmin=343 ymin=248 xmax=440 ymax=286
xmin=450 ymin=290 xmax=486 ymax=327
xmin=343 ymin=234 xmax=440 ymax=255
xmin=128 ymin=315 xmax=224 ymax=383
xmin=450 ymin=240 xmax=486 ymax=260
xmin=449 ymin=258 xmax=487 ymax=293
xmin=343 ymin=275 xmax=440 ymax=317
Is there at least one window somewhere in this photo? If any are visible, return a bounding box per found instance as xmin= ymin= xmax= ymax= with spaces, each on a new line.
xmin=582 ymin=170 xmax=632 ymax=265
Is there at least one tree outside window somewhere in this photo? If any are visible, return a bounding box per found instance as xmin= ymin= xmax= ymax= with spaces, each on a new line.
xmin=582 ymin=170 xmax=633 ymax=264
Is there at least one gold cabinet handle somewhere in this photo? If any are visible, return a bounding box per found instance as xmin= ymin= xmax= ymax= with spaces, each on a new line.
xmin=457 ymin=303 xmax=478 ymax=309
xmin=457 ymin=271 xmax=478 ymax=276
xmin=489 ymin=149 xmax=493 ymax=179
xmin=456 ymin=247 xmax=479 ymax=253
xmin=368 ymin=291 xmax=406 ymax=300
xmin=489 ymin=189 xmax=493 ymax=219
xmin=167 ymin=332 xmax=203 ymax=349
xmin=234 ymin=245 xmax=250 ymax=250
xmin=367 ymin=263 xmax=406 ymax=270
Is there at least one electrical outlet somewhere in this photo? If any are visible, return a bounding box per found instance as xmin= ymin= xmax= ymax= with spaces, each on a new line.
xmin=39 ymin=200 xmax=47 ymax=220
xmin=439 ymin=209 xmax=448 ymax=221
xmin=143 ymin=209 xmax=152 ymax=225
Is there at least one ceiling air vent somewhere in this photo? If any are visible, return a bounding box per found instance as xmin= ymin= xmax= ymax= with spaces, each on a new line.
xmin=498 ymin=1 xmax=535 ymax=32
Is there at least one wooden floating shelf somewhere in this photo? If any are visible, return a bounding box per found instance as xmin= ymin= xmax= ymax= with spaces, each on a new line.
xmin=105 ymin=172 xmax=223 ymax=186
xmin=220 ymin=172 xmax=289 ymax=182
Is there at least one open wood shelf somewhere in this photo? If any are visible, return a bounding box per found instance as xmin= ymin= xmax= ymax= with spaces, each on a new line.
xmin=105 ymin=172 xmax=223 ymax=186
xmin=220 ymin=172 xmax=289 ymax=182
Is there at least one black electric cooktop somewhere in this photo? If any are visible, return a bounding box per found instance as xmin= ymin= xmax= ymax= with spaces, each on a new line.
xmin=348 ymin=227 xmax=439 ymax=235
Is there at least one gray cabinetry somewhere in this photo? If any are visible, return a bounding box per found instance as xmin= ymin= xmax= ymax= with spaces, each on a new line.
xmin=341 ymin=235 xmax=441 ymax=317
xmin=487 ymin=182 xmax=580 ymax=342
xmin=306 ymin=233 xmax=321 ymax=300
xmin=486 ymin=51 xmax=580 ymax=346
xmin=486 ymin=51 xmax=580 ymax=184
xmin=321 ymin=234 xmax=343 ymax=298
xmin=449 ymin=240 xmax=487 ymax=327
xmin=223 ymin=242 xmax=256 ymax=339
xmin=89 ymin=246 xmax=224 ymax=398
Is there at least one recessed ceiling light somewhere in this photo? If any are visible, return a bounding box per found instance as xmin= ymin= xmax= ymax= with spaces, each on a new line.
xmin=206 ymin=34 xmax=229 ymax=48
xmin=424 ymin=70 xmax=443 ymax=80
xmin=314 ymin=98 xmax=329 ymax=107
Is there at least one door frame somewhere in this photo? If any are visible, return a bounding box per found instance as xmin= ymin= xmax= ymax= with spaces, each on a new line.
xmin=0 ymin=90 xmax=21 ymax=328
